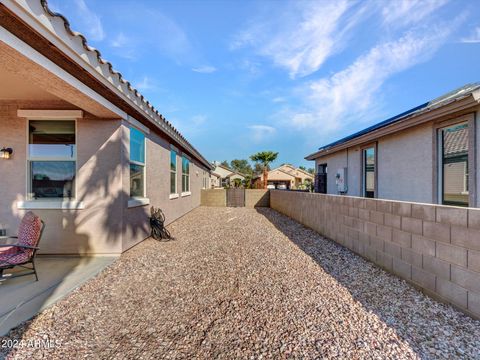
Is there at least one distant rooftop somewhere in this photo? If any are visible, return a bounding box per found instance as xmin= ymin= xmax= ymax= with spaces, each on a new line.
xmin=309 ymin=83 xmax=480 ymax=157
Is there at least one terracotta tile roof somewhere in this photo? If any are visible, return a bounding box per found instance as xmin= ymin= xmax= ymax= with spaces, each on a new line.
xmin=39 ymin=0 xmax=212 ymax=169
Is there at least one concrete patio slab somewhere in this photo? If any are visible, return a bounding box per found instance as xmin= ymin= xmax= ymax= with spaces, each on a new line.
xmin=0 ymin=256 xmax=116 ymax=336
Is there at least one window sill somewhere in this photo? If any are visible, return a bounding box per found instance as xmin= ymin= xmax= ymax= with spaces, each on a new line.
xmin=169 ymin=193 xmax=179 ymax=199
xmin=17 ymin=200 xmax=85 ymax=210
xmin=181 ymin=192 xmax=191 ymax=197
xmin=128 ymin=197 xmax=150 ymax=208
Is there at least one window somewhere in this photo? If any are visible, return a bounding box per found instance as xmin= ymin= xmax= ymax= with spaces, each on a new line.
xmin=130 ymin=127 xmax=145 ymax=198
xmin=363 ymin=147 xmax=375 ymax=198
xmin=182 ymin=156 xmax=190 ymax=193
xmin=170 ymin=149 xmax=177 ymax=194
xmin=202 ymin=171 xmax=209 ymax=189
xmin=439 ymin=122 xmax=469 ymax=206
xmin=316 ymin=163 xmax=327 ymax=194
xmin=28 ymin=120 xmax=76 ymax=199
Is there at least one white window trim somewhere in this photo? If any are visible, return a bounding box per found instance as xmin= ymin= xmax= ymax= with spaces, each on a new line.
xmin=437 ymin=121 xmax=470 ymax=205
xmin=25 ymin=118 xmax=78 ymax=203
xmin=18 ymin=109 xmax=83 ymax=119
xmin=129 ymin=127 xmax=147 ymax=199
xmin=181 ymin=155 xmax=190 ymax=193
xmin=169 ymin=193 xmax=179 ymax=199
xmin=17 ymin=200 xmax=85 ymax=210
xmin=127 ymin=197 xmax=150 ymax=208
xmin=170 ymin=148 xmax=177 ymax=195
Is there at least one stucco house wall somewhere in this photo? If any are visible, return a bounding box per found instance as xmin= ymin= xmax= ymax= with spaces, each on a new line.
xmin=0 ymin=1 xmax=213 ymax=255
xmin=315 ymin=149 xmax=361 ymax=196
xmin=376 ymin=123 xmax=433 ymax=203
xmin=0 ymin=101 xmax=124 ymax=255
xmin=313 ymin=106 xmax=480 ymax=208
xmin=121 ymin=123 xmax=206 ymax=252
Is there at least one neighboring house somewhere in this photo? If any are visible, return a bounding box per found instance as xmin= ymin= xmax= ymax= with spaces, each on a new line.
xmin=210 ymin=172 xmax=221 ymax=188
xmin=306 ymin=83 xmax=480 ymax=208
xmin=211 ymin=162 xmax=246 ymax=187
xmin=0 ymin=0 xmax=213 ymax=255
xmin=254 ymin=164 xmax=314 ymax=189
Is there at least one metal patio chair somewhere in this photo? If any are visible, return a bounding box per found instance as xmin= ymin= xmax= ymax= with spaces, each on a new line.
xmin=0 ymin=212 xmax=45 ymax=282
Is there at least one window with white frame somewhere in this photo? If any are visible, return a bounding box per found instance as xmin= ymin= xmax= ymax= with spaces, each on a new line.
xmin=28 ymin=120 xmax=76 ymax=199
xmin=170 ymin=148 xmax=177 ymax=194
xmin=130 ymin=127 xmax=145 ymax=198
xmin=439 ymin=122 xmax=469 ymax=207
xmin=182 ymin=156 xmax=190 ymax=193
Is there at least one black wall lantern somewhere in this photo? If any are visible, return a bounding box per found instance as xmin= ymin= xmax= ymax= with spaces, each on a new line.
xmin=0 ymin=147 xmax=13 ymax=159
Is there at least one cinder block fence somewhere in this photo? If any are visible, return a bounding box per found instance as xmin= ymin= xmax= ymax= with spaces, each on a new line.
xmin=270 ymin=190 xmax=480 ymax=319
xmin=200 ymin=189 xmax=270 ymax=208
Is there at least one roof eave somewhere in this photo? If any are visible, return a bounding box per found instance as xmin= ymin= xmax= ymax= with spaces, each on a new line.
xmin=305 ymin=94 xmax=480 ymax=161
xmin=2 ymin=0 xmax=213 ymax=170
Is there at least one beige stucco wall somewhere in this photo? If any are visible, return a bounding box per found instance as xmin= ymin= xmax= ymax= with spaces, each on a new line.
xmin=314 ymin=122 xmax=447 ymax=204
xmin=0 ymin=101 xmax=124 ymax=255
xmin=121 ymin=122 xmax=207 ymax=251
xmin=0 ymin=102 xmax=208 ymax=255
xmin=315 ymin=149 xmax=361 ymax=196
xmin=377 ymin=123 xmax=433 ymax=203
xmin=476 ymin=108 xmax=480 ymax=208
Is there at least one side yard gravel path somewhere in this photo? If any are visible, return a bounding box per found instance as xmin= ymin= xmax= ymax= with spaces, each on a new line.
xmin=1 ymin=207 xmax=479 ymax=359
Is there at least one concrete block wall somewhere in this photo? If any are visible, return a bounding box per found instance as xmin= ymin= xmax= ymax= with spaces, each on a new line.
xmin=245 ymin=190 xmax=270 ymax=208
xmin=201 ymin=189 xmax=270 ymax=207
xmin=270 ymin=190 xmax=480 ymax=319
xmin=201 ymin=189 xmax=226 ymax=207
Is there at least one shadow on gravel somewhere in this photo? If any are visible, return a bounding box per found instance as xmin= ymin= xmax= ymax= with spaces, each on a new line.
xmin=256 ymin=207 xmax=480 ymax=358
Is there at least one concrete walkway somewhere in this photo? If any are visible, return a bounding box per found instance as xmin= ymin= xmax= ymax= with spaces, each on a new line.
xmin=0 ymin=256 xmax=115 ymax=336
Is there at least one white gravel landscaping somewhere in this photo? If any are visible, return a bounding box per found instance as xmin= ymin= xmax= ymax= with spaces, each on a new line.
xmin=1 ymin=206 xmax=479 ymax=359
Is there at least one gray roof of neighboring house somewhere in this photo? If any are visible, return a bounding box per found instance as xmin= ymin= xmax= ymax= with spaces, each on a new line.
xmin=306 ymin=83 xmax=480 ymax=159
xmin=444 ymin=124 xmax=468 ymax=157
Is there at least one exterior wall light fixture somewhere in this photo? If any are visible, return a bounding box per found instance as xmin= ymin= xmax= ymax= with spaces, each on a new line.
xmin=0 ymin=147 xmax=13 ymax=159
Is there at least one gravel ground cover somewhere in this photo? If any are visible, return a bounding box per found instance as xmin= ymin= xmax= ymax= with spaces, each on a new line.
xmin=1 ymin=207 xmax=479 ymax=359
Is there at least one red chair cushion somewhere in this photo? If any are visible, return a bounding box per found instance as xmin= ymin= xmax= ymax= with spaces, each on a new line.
xmin=0 ymin=251 xmax=29 ymax=266
xmin=17 ymin=211 xmax=42 ymax=257
xmin=0 ymin=246 xmax=18 ymax=256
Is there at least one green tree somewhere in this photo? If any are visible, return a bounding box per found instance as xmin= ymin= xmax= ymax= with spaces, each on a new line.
xmin=220 ymin=160 xmax=229 ymax=168
xmin=250 ymin=151 xmax=278 ymax=189
xmin=253 ymin=163 xmax=270 ymax=176
xmin=230 ymin=159 xmax=253 ymax=176
xmin=307 ymin=168 xmax=315 ymax=174
xmin=299 ymin=166 xmax=307 ymax=171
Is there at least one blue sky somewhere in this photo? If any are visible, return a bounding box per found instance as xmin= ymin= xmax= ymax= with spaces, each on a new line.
xmin=48 ymin=0 xmax=480 ymax=168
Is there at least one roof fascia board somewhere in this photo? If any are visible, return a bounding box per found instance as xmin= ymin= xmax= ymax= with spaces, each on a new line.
xmin=306 ymin=96 xmax=478 ymax=160
xmin=2 ymin=1 xmax=213 ymax=170
xmin=0 ymin=26 xmax=127 ymax=119
xmin=4 ymin=0 xmax=162 ymax=122
xmin=126 ymin=115 xmax=150 ymax=134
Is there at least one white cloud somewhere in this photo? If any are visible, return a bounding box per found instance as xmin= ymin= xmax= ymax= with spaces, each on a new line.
xmin=231 ymin=1 xmax=369 ymax=78
xmin=191 ymin=115 xmax=207 ymax=126
xmin=272 ymin=97 xmax=286 ymax=103
xmin=382 ymin=0 xmax=449 ymax=27
xmin=109 ymin=3 xmax=195 ymax=65
xmin=192 ymin=66 xmax=217 ymax=73
xmin=171 ymin=115 xmax=208 ymax=138
xmin=111 ymin=32 xmax=129 ymax=48
xmin=287 ymin=24 xmax=457 ymax=134
xmin=248 ymin=125 xmax=276 ymax=143
xmin=73 ymin=0 xmax=105 ymax=41
xmin=134 ymin=76 xmax=155 ymax=91
xmin=461 ymin=26 xmax=480 ymax=43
